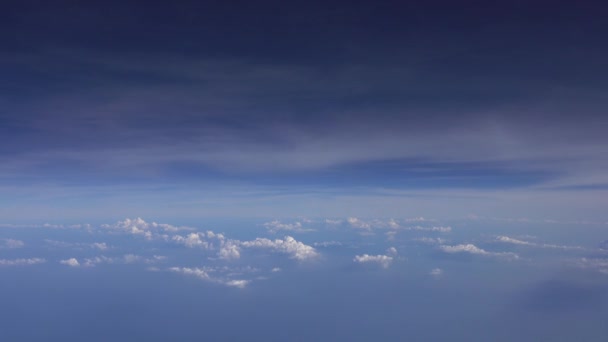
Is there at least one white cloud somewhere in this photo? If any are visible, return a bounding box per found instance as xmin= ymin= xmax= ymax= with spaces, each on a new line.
xmin=386 ymin=247 xmax=398 ymax=256
xmin=172 ymin=232 xmax=211 ymax=249
xmin=262 ymin=220 xmax=313 ymax=233
xmin=241 ymin=236 xmax=318 ymax=261
xmin=0 ymin=258 xmax=46 ymax=266
xmin=347 ymin=217 xmax=372 ymax=230
xmin=313 ymin=241 xmax=343 ymax=247
xmin=271 ymin=267 xmax=282 ymax=272
xmin=495 ymin=235 xmax=584 ymax=251
xmin=1 ymin=238 xmax=24 ymax=249
xmin=429 ymin=268 xmax=443 ymax=277
xmin=102 ymin=217 xmax=192 ymax=239
xmin=169 ymin=266 xmax=249 ymax=288
xmin=576 ymin=258 xmax=608 ymax=274
xmin=224 ymin=279 xmax=249 ymax=288
xmin=60 ymin=258 xmax=80 ymax=267
xmin=81 ymin=254 xmax=165 ymax=267
xmin=439 ymin=244 xmax=519 ymax=259
xmin=414 ymin=237 xmax=447 ymax=245
xmin=218 ymin=240 xmax=241 ymax=260
xmin=91 ymin=242 xmax=108 ymax=250
xmin=353 ymin=254 xmax=393 ymax=268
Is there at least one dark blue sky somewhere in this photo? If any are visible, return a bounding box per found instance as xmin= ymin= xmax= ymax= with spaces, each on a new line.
xmin=1 ymin=0 xmax=607 ymax=221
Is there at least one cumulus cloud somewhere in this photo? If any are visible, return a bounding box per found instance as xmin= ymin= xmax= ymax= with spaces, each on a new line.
xmin=218 ymin=240 xmax=241 ymax=260
xmin=45 ymin=239 xmax=110 ymax=250
xmin=353 ymin=254 xmax=393 ymax=268
xmin=0 ymin=258 xmax=46 ymax=266
xmin=103 ymin=217 xmax=192 ymax=240
xmin=60 ymin=258 xmax=80 ymax=267
xmin=439 ymin=244 xmax=519 ymax=259
xmin=172 ymin=232 xmax=211 ymax=249
xmin=241 ymin=236 xmax=318 ymax=261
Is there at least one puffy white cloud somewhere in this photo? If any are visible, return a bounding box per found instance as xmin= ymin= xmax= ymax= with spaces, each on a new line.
xmin=0 ymin=258 xmax=46 ymax=266
xmin=1 ymin=238 xmax=24 ymax=249
xmin=102 ymin=217 xmax=192 ymax=239
xmin=386 ymin=247 xmax=398 ymax=256
xmin=218 ymin=240 xmax=241 ymax=260
xmin=172 ymin=232 xmax=211 ymax=249
xmin=353 ymin=254 xmax=393 ymax=268
xmin=439 ymin=244 xmax=519 ymax=259
xmin=241 ymin=236 xmax=318 ymax=261
xmin=347 ymin=217 xmax=372 ymax=230
xmin=60 ymin=258 xmax=80 ymax=267
xmin=271 ymin=267 xmax=282 ymax=272
xmin=45 ymin=239 xmax=111 ymax=250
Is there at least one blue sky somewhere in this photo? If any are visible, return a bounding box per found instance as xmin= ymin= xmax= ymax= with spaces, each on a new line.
xmin=1 ymin=0 xmax=607 ymax=222
xmin=2 ymin=1 xmax=608 ymax=340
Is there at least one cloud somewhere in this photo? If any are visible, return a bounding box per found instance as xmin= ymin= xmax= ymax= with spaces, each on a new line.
xmin=262 ymin=220 xmax=313 ymax=233
xmin=495 ymin=235 xmax=585 ymax=251
xmin=429 ymin=268 xmax=443 ymax=277
xmin=80 ymin=254 xmax=165 ymax=267
xmin=1 ymin=238 xmax=24 ymax=249
xmin=169 ymin=266 xmax=249 ymax=288
xmin=241 ymin=236 xmax=318 ymax=261
xmin=576 ymin=258 xmax=608 ymax=274
xmin=0 ymin=258 xmax=46 ymax=266
xmin=414 ymin=237 xmax=447 ymax=245
xmin=218 ymin=240 xmax=241 ymax=260
xmin=347 ymin=217 xmax=372 ymax=230
xmin=353 ymin=254 xmax=394 ymax=268
xmin=60 ymin=258 xmax=80 ymax=267
xmin=354 ymin=247 xmax=398 ymax=268
xmin=313 ymin=241 xmax=343 ymax=247
xmin=45 ymin=239 xmax=109 ymax=250
xmin=172 ymin=232 xmax=211 ymax=249
xmin=439 ymin=244 xmax=519 ymax=259
xmin=102 ymin=217 xmax=192 ymax=240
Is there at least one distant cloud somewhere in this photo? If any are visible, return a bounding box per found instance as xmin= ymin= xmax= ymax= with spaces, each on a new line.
xmin=45 ymin=239 xmax=109 ymax=250
xmin=439 ymin=244 xmax=519 ymax=259
xmin=1 ymin=238 xmax=24 ymax=249
xmin=429 ymin=268 xmax=443 ymax=277
xmin=218 ymin=240 xmax=241 ymax=260
xmin=102 ymin=217 xmax=192 ymax=240
xmin=312 ymin=241 xmax=343 ymax=247
xmin=79 ymin=254 xmax=165 ymax=267
xmin=495 ymin=235 xmax=584 ymax=251
xmin=262 ymin=220 xmax=314 ymax=233
xmin=169 ymin=266 xmax=249 ymax=288
xmin=354 ymin=247 xmax=398 ymax=268
xmin=414 ymin=237 xmax=447 ymax=245
xmin=241 ymin=236 xmax=318 ymax=261
xmin=353 ymin=254 xmax=393 ymax=268
xmin=60 ymin=258 xmax=80 ymax=267
xmin=0 ymin=258 xmax=46 ymax=266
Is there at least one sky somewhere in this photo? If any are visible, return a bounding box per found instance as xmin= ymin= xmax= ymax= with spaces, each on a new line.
xmin=2 ymin=1 xmax=608 ymax=341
